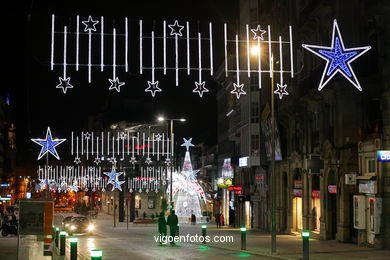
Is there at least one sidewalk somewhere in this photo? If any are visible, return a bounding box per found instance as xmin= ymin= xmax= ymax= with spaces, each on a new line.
xmin=96 ymin=211 xmax=390 ymax=260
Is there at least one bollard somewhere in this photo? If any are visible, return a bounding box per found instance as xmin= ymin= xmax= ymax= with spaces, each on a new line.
xmin=69 ymin=237 xmax=78 ymax=260
xmin=240 ymin=227 xmax=247 ymax=250
xmin=60 ymin=231 xmax=67 ymax=256
xmin=55 ymin=227 xmax=60 ymax=247
xmin=201 ymin=225 xmax=207 ymax=243
xmin=91 ymin=249 xmax=103 ymax=260
xmin=302 ymin=231 xmax=310 ymax=260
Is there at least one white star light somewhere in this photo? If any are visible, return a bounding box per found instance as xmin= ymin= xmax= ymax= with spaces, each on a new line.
xmin=230 ymin=83 xmax=246 ymax=99
xmin=74 ymin=157 xmax=81 ymax=164
xmin=31 ymin=127 xmax=66 ymax=160
xmin=56 ymin=77 xmax=73 ymax=94
xmin=193 ymin=81 xmax=209 ymax=97
xmin=168 ymin=20 xmax=184 ymax=37
xmin=165 ymin=158 xmax=171 ymax=165
xmin=302 ymin=19 xmax=371 ymax=91
xmin=130 ymin=157 xmax=137 ymax=164
xmin=145 ymin=81 xmax=162 ymax=97
xmin=109 ymin=77 xmax=125 ymax=92
xmin=155 ymin=134 xmax=162 ymax=141
xmin=251 ymin=25 xmax=267 ymax=40
xmin=94 ymin=157 xmax=101 ymax=165
xmin=274 ymin=83 xmax=289 ymax=99
xmin=181 ymin=138 xmax=195 ymax=151
xmin=145 ymin=157 xmax=152 ymax=165
xmin=82 ymin=16 xmax=99 ymax=32
xmin=103 ymin=166 xmax=123 ymax=184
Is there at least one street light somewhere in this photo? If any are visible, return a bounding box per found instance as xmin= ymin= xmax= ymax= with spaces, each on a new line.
xmin=157 ymin=116 xmax=186 ymax=209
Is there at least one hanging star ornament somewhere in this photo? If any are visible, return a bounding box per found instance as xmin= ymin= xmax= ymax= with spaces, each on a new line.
xmin=111 ymin=180 xmax=125 ymax=191
xmin=103 ymin=166 xmax=123 ymax=184
xmin=193 ymin=81 xmax=209 ymax=97
xmin=274 ymin=83 xmax=289 ymax=99
xmin=93 ymin=157 xmax=101 ymax=165
xmin=230 ymin=83 xmax=246 ymax=99
xmin=302 ymin=19 xmax=371 ymax=91
xmin=181 ymin=138 xmax=195 ymax=151
xmin=145 ymin=81 xmax=162 ymax=97
xmin=109 ymin=77 xmax=125 ymax=92
xmin=168 ymin=20 xmax=184 ymax=37
xmin=31 ymin=127 xmax=66 ymax=160
xmin=251 ymin=25 xmax=266 ymax=40
xmin=82 ymin=16 xmax=99 ymax=32
xmin=56 ymin=77 xmax=73 ymax=94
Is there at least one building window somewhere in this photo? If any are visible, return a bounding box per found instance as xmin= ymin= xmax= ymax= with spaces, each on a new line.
xmin=249 ymin=8 xmax=258 ymax=26
xmin=251 ymin=102 xmax=259 ymax=123
xmin=366 ymin=158 xmax=376 ymax=173
xmin=251 ymin=135 xmax=259 ymax=156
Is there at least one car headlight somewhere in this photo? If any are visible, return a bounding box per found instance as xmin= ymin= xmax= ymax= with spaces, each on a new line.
xmin=65 ymin=224 xmax=69 ymax=227
xmin=70 ymin=225 xmax=76 ymax=230
xmin=87 ymin=224 xmax=95 ymax=231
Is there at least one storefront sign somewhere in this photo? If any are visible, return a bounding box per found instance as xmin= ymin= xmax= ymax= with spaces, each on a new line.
xmin=358 ymin=180 xmax=377 ymax=194
xmin=255 ymin=174 xmax=265 ymax=186
xmin=239 ymin=156 xmax=249 ymax=167
xmin=0 ymin=197 xmax=11 ymax=201
xmin=377 ymin=150 xmax=390 ymax=162
xmin=227 ymin=186 xmax=242 ymax=191
xmin=0 ymin=184 xmax=9 ymax=187
xmin=294 ymin=180 xmax=302 ymax=189
xmin=222 ymin=158 xmax=234 ymax=178
xmin=311 ymin=190 xmax=320 ymax=198
xmin=293 ymin=189 xmax=302 ymax=197
xmin=328 ymin=185 xmax=337 ymax=194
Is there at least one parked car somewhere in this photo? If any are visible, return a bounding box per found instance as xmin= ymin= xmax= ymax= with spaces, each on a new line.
xmin=61 ymin=216 xmax=73 ymax=229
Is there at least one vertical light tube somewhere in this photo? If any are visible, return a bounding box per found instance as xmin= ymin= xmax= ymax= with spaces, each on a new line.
xmin=113 ymin=28 xmax=116 ymax=79
xmin=209 ymin=22 xmax=213 ymax=76
xmin=246 ymin=24 xmax=250 ymax=77
xmin=289 ymin=25 xmax=294 ymax=78
xmin=224 ymin=23 xmax=228 ymax=77
xmin=152 ymin=31 xmax=155 ymax=82
xmin=76 ymin=16 xmax=79 ymax=71
xmin=88 ymin=27 xmax=92 ymax=83
xmin=175 ymin=34 xmax=179 ymax=86
xmin=268 ymin=25 xmax=272 ymax=78
xmin=186 ymin=21 xmax=190 ymax=75
xmin=71 ymin=131 xmax=74 ymax=155
xmin=163 ymin=21 xmax=167 ymax=75
xmin=125 ymin=17 xmax=128 ymax=72
xmin=235 ymin=34 xmax=240 ymax=85
xmin=198 ymin=32 xmax=202 ymax=83
xmin=258 ymin=38 xmax=262 ymax=88
xmin=279 ymin=36 xmax=283 ymax=85
xmin=101 ymin=16 xmax=104 ymax=72
xmin=139 ymin=20 xmax=143 ymax=74
xmin=63 ymin=26 xmax=67 ymax=79
xmin=51 ymin=14 xmax=55 ymax=71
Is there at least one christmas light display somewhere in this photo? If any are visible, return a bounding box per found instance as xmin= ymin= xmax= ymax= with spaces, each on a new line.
xmin=31 ymin=127 xmax=66 ymax=160
xmin=302 ymin=19 xmax=371 ymax=91
xmin=251 ymin=25 xmax=266 ymax=40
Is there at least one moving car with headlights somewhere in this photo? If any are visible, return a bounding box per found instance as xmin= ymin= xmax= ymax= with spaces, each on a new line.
xmin=63 ymin=216 xmax=95 ymax=235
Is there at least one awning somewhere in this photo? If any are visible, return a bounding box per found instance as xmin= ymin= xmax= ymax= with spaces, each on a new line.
xmin=356 ymin=175 xmax=375 ymax=180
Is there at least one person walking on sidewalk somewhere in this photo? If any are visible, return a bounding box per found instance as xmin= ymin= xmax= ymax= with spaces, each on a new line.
xmin=215 ymin=213 xmax=220 ymax=228
xmin=157 ymin=212 xmax=167 ymax=245
xmin=220 ymin=214 xmax=225 ymax=227
xmin=167 ymin=210 xmax=178 ymax=245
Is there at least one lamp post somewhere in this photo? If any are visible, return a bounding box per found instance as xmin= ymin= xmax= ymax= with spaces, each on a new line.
xmin=157 ymin=116 xmax=186 ymax=209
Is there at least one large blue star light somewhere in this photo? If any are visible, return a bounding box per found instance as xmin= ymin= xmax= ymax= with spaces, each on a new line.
xmin=181 ymin=138 xmax=195 ymax=151
xmin=302 ymin=20 xmax=371 ymax=91
xmin=104 ymin=166 xmax=125 ymax=191
xmin=31 ymin=127 xmax=66 ymax=160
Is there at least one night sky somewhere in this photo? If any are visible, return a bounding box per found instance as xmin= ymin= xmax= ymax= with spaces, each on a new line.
xmin=6 ymin=0 xmax=239 ymax=164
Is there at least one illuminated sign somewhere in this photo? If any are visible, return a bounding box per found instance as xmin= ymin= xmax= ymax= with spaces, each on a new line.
xmin=239 ymin=156 xmax=249 ymax=167
xmin=0 ymin=184 xmax=9 ymax=187
xmin=0 ymin=197 xmax=11 ymax=201
xmin=26 ymin=192 xmax=31 ymax=199
xmin=328 ymin=185 xmax=337 ymax=194
xmin=377 ymin=150 xmax=390 ymax=162
xmin=311 ymin=190 xmax=320 ymax=198
xmin=293 ymin=189 xmax=302 ymax=197
xmin=227 ymin=186 xmax=242 ymax=191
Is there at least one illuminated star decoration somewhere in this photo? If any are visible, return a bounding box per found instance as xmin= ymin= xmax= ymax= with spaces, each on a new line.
xmin=145 ymin=157 xmax=152 ymax=165
xmin=145 ymin=81 xmax=162 ymax=97
xmin=230 ymin=83 xmax=246 ymax=99
xmin=109 ymin=157 xmax=117 ymax=165
xmin=93 ymin=157 xmax=101 ymax=165
xmin=130 ymin=157 xmax=137 ymax=164
xmin=155 ymin=134 xmax=162 ymax=141
xmin=193 ymin=81 xmax=209 ymax=97
xmin=82 ymin=16 xmax=99 ymax=32
xmin=181 ymin=138 xmax=195 ymax=151
xmin=74 ymin=157 xmax=81 ymax=164
xmin=111 ymin=179 xmax=125 ymax=191
xmin=274 ymin=83 xmax=289 ymax=99
xmin=302 ymin=19 xmax=371 ymax=91
xmin=56 ymin=77 xmax=73 ymax=94
xmin=165 ymin=158 xmax=171 ymax=165
xmin=31 ymin=127 xmax=66 ymax=160
xmin=251 ymin=25 xmax=267 ymax=40
xmin=84 ymin=132 xmax=91 ymax=139
xmin=109 ymin=77 xmax=125 ymax=92
xmin=104 ymin=166 xmax=123 ymax=184
xmin=168 ymin=20 xmax=184 ymax=37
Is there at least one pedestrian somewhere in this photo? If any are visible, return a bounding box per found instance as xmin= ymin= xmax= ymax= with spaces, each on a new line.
xmin=220 ymin=214 xmax=225 ymax=227
xmin=191 ymin=213 xmax=196 ymax=225
xmin=167 ymin=210 xmax=178 ymax=245
xmin=215 ymin=213 xmax=220 ymax=228
xmin=157 ymin=212 xmax=167 ymax=245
